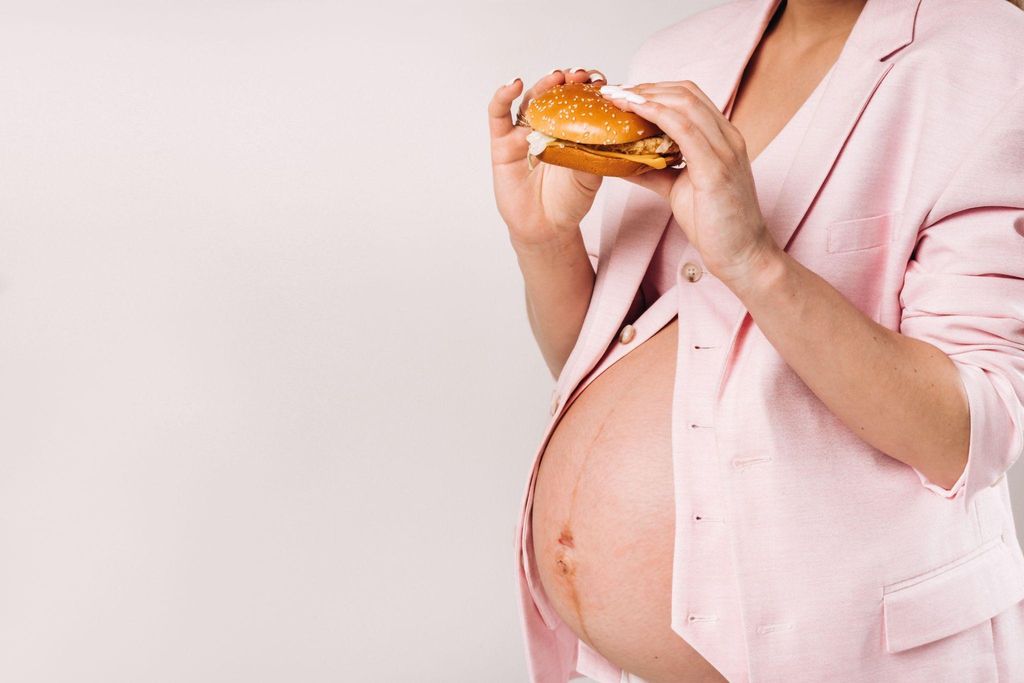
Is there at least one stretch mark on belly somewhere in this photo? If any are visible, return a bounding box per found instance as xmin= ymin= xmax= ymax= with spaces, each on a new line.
xmin=568 ymin=411 xmax=612 ymax=513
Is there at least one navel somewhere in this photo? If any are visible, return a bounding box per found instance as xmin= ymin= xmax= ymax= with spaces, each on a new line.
xmin=552 ymin=540 xmax=592 ymax=642
xmin=555 ymin=524 xmax=577 ymax=576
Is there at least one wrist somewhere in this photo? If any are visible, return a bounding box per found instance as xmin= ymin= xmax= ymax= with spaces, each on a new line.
xmin=721 ymin=237 xmax=790 ymax=302
xmin=510 ymin=227 xmax=586 ymax=262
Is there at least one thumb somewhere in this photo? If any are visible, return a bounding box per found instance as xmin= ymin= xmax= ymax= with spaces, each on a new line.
xmin=571 ymin=167 xmax=603 ymax=194
xmin=620 ymin=166 xmax=681 ymax=198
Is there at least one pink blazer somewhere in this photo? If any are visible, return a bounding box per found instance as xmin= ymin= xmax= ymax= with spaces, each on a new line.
xmin=513 ymin=1 xmax=1024 ymax=681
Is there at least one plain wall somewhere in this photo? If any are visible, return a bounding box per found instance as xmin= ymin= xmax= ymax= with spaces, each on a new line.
xmin=0 ymin=2 xmax=1020 ymax=682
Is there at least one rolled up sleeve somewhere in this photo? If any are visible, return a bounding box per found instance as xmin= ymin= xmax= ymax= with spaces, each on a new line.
xmin=897 ymin=86 xmax=1024 ymax=504
xmin=910 ymin=360 xmax=1023 ymax=500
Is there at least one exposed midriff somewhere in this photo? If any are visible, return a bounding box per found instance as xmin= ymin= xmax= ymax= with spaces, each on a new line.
xmin=530 ymin=316 xmax=728 ymax=683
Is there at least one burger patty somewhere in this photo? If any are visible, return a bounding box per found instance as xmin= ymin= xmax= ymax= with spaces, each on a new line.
xmin=592 ymin=134 xmax=678 ymax=155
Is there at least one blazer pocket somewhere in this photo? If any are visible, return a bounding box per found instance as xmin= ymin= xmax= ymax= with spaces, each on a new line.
xmin=881 ymin=534 xmax=1024 ymax=653
xmin=826 ymin=212 xmax=898 ymax=253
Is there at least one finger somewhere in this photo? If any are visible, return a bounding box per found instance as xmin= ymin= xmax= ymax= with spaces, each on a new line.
xmin=622 ymin=82 xmax=726 ymax=126
xmin=602 ymin=94 xmax=727 ymax=189
xmin=570 ymin=166 xmax=604 ymax=194
xmin=619 ymin=88 xmax=734 ymax=158
xmin=628 ymin=84 xmax=721 ymax=114
xmin=565 ymin=67 xmax=608 ymax=85
xmin=669 ymin=81 xmax=720 ymax=113
xmin=491 ymin=68 xmax=579 ymax=167
xmin=491 ymin=126 xmax=532 ymax=168
xmin=603 ymin=86 xmax=734 ymax=161
xmin=638 ymin=81 xmax=745 ymax=140
xmin=488 ymin=77 xmax=525 ymax=139
xmin=620 ymin=166 xmax=681 ymax=199
xmin=630 ymin=81 xmax=747 ymax=151
xmin=627 ymin=81 xmax=717 ymax=107
xmin=517 ymin=69 xmax=568 ymax=120
xmin=675 ymin=80 xmax=748 ymax=150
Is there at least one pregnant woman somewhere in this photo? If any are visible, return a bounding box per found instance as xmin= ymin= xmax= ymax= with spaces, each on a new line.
xmin=489 ymin=0 xmax=1024 ymax=681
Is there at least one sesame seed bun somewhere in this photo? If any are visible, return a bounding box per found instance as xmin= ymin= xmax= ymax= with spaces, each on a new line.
xmin=524 ymin=81 xmax=663 ymax=144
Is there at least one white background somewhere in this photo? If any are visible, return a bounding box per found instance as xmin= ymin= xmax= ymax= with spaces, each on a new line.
xmin=0 ymin=1 xmax=1020 ymax=682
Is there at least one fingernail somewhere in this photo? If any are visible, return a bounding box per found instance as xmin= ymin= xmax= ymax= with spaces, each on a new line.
xmin=599 ymin=85 xmax=626 ymax=94
xmin=602 ymin=89 xmax=646 ymax=104
xmin=505 ymin=76 xmax=521 ymax=87
xmin=570 ymin=66 xmax=586 ymax=73
xmin=549 ymin=67 xmax=563 ymax=75
xmin=588 ymin=72 xmax=606 ymax=82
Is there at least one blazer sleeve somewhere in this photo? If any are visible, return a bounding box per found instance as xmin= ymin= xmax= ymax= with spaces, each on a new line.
xmin=897 ymin=85 xmax=1024 ymax=504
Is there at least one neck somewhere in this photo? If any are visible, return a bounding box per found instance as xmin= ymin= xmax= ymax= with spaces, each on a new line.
xmin=772 ymin=0 xmax=868 ymax=45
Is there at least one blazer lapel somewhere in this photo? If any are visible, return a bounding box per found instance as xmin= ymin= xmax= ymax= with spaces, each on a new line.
xmin=698 ymin=0 xmax=785 ymax=113
xmin=557 ymin=184 xmax=671 ymax=396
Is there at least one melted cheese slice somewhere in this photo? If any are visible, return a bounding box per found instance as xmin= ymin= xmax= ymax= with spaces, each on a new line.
xmin=544 ymin=142 xmax=675 ymax=169
xmin=578 ymin=148 xmax=672 ymax=169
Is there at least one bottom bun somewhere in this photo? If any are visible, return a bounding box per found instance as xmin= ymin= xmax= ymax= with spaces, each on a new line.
xmin=534 ymin=144 xmax=670 ymax=177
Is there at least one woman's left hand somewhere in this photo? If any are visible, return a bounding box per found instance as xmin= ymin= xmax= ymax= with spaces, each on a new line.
xmin=600 ymin=81 xmax=780 ymax=287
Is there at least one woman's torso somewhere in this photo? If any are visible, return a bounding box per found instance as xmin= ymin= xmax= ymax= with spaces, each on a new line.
xmin=529 ymin=47 xmax=839 ymax=683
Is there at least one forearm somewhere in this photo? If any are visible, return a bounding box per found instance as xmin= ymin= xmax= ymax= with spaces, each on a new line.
xmin=514 ymin=230 xmax=596 ymax=380
xmin=731 ymin=244 xmax=971 ymax=489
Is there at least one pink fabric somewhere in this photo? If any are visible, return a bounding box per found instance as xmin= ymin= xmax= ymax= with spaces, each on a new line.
xmin=513 ymin=0 xmax=1024 ymax=681
xmin=637 ymin=59 xmax=834 ymax=310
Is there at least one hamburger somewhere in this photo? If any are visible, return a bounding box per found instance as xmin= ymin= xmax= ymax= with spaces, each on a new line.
xmin=516 ymin=81 xmax=683 ymax=177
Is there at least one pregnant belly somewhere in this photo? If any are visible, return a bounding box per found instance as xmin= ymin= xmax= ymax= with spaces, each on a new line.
xmin=531 ymin=317 xmax=727 ymax=683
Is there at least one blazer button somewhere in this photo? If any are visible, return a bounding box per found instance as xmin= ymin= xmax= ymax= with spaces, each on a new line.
xmin=618 ymin=324 xmax=636 ymax=344
xmin=682 ymin=261 xmax=703 ymax=282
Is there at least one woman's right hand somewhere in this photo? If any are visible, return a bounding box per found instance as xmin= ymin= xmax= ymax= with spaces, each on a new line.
xmin=488 ymin=68 xmax=608 ymax=251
